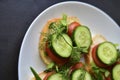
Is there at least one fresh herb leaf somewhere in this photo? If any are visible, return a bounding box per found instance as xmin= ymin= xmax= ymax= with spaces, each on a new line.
xmin=97 ymin=72 xmax=104 ymax=80
xmin=57 ymin=65 xmax=70 ymax=80
xmin=115 ymin=44 xmax=120 ymax=60
xmin=78 ymin=69 xmax=86 ymax=80
xmin=30 ymin=67 xmax=42 ymax=80
xmin=49 ymin=22 xmax=66 ymax=34
xmin=117 ymin=49 xmax=120 ymax=58
xmin=47 ymin=62 xmax=55 ymax=69
xmin=77 ymin=47 xmax=89 ymax=53
xmin=114 ymin=43 xmax=119 ymax=48
xmin=49 ymin=22 xmax=57 ymax=30
xmin=60 ymin=14 xmax=67 ymax=27
xmin=69 ymin=47 xmax=81 ymax=64
xmin=55 ymin=65 xmax=59 ymax=72
xmin=104 ymin=70 xmax=110 ymax=77
xmin=49 ymin=14 xmax=68 ymax=34
xmin=91 ymin=67 xmax=105 ymax=80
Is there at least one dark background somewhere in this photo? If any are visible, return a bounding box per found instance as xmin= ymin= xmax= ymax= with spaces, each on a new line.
xmin=0 ymin=0 xmax=120 ymax=80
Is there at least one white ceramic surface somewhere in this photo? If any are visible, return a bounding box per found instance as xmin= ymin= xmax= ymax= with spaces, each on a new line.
xmin=18 ymin=1 xmax=120 ymax=80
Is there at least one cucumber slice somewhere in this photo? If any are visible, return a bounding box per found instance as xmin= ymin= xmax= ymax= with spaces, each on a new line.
xmin=112 ymin=64 xmax=120 ymax=80
xmin=97 ymin=42 xmax=118 ymax=65
xmin=51 ymin=33 xmax=72 ymax=58
xmin=71 ymin=69 xmax=92 ymax=80
xmin=47 ymin=73 xmax=63 ymax=80
xmin=72 ymin=26 xmax=92 ymax=53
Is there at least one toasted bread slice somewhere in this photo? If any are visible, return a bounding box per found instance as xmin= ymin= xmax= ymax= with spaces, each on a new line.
xmin=39 ymin=16 xmax=80 ymax=65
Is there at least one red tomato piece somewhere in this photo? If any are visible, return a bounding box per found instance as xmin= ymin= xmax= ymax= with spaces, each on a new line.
xmin=43 ymin=71 xmax=55 ymax=80
xmin=105 ymin=74 xmax=112 ymax=80
xmin=67 ymin=22 xmax=80 ymax=36
xmin=69 ymin=62 xmax=84 ymax=73
xmin=105 ymin=76 xmax=111 ymax=80
xmin=116 ymin=61 xmax=120 ymax=64
xmin=45 ymin=43 xmax=68 ymax=65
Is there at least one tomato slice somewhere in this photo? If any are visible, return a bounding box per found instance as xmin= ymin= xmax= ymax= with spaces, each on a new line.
xmin=69 ymin=62 xmax=84 ymax=73
xmin=67 ymin=22 xmax=80 ymax=36
xmin=43 ymin=71 xmax=55 ymax=80
xmin=117 ymin=61 xmax=120 ymax=64
xmin=105 ymin=75 xmax=111 ymax=80
xmin=92 ymin=45 xmax=108 ymax=68
xmin=45 ymin=43 xmax=68 ymax=65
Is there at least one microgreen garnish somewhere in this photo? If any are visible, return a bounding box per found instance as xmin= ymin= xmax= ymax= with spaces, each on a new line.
xmin=69 ymin=47 xmax=81 ymax=64
xmin=104 ymin=70 xmax=110 ymax=77
xmin=30 ymin=67 xmax=42 ymax=80
xmin=78 ymin=69 xmax=86 ymax=80
xmin=47 ymin=62 xmax=55 ymax=69
xmin=60 ymin=14 xmax=68 ymax=27
xmin=91 ymin=67 xmax=110 ymax=80
xmin=117 ymin=49 xmax=120 ymax=59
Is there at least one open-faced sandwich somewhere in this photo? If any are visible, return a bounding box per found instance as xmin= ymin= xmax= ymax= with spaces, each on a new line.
xmin=30 ymin=14 xmax=120 ymax=80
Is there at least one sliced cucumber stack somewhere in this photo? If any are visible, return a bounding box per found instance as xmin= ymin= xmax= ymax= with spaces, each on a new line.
xmin=71 ymin=69 xmax=92 ymax=80
xmin=97 ymin=42 xmax=118 ymax=65
xmin=47 ymin=73 xmax=63 ymax=80
xmin=72 ymin=26 xmax=92 ymax=53
xmin=51 ymin=33 xmax=72 ymax=58
xmin=112 ymin=64 xmax=120 ymax=80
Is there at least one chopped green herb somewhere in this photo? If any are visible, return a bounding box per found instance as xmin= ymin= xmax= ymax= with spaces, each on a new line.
xmin=47 ymin=62 xmax=55 ymax=69
xmin=117 ymin=49 xmax=120 ymax=58
xmin=78 ymin=69 xmax=86 ymax=80
xmin=91 ymin=67 xmax=108 ymax=80
xmin=30 ymin=67 xmax=42 ymax=80
xmin=60 ymin=14 xmax=68 ymax=27
xmin=69 ymin=47 xmax=81 ymax=64
xmin=104 ymin=70 xmax=110 ymax=77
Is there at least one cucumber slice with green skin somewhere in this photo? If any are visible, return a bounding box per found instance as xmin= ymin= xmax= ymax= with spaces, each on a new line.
xmin=112 ymin=64 xmax=120 ymax=80
xmin=72 ymin=26 xmax=92 ymax=53
xmin=71 ymin=69 xmax=92 ymax=80
xmin=47 ymin=73 xmax=63 ymax=80
xmin=97 ymin=42 xmax=118 ymax=65
xmin=51 ymin=33 xmax=72 ymax=58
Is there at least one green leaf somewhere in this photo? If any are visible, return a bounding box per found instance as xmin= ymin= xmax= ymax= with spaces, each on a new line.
xmin=55 ymin=65 xmax=59 ymax=72
xmin=97 ymin=72 xmax=104 ymax=80
xmin=78 ymin=47 xmax=88 ymax=53
xmin=60 ymin=14 xmax=67 ymax=27
xmin=91 ymin=67 xmax=105 ymax=80
xmin=57 ymin=65 xmax=70 ymax=80
xmin=78 ymin=69 xmax=86 ymax=80
xmin=69 ymin=47 xmax=81 ymax=64
xmin=117 ymin=49 xmax=120 ymax=58
xmin=47 ymin=62 xmax=55 ymax=69
xmin=114 ymin=43 xmax=119 ymax=48
xmin=104 ymin=70 xmax=110 ymax=77
xmin=30 ymin=67 xmax=42 ymax=80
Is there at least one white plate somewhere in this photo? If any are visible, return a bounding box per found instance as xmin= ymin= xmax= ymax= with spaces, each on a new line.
xmin=18 ymin=1 xmax=120 ymax=80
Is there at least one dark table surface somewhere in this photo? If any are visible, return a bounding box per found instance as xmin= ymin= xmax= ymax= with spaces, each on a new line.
xmin=0 ymin=0 xmax=120 ymax=80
